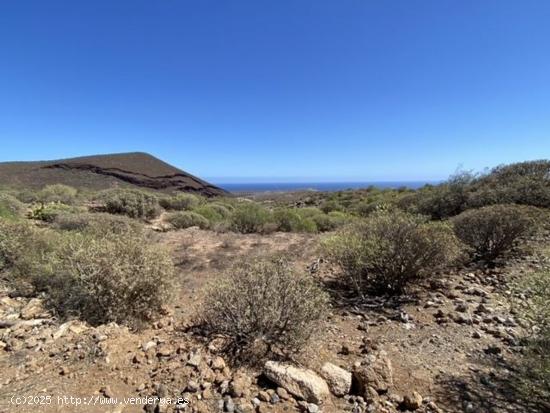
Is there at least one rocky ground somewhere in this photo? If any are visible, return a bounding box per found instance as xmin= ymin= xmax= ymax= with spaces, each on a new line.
xmin=0 ymin=228 xmax=547 ymax=413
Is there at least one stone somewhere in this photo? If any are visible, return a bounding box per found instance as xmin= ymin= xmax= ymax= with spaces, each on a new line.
xmin=401 ymin=391 xmax=423 ymax=410
xmin=211 ymin=356 xmax=226 ymax=370
xmin=20 ymin=298 xmax=44 ymax=320
xmin=320 ymin=362 xmax=352 ymax=396
xmin=264 ymin=361 xmax=330 ymax=404
xmin=187 ymin=352 xmax=202 ymax=368
xmin=353 ymin=351 xmax=393 ymax=395
xmin=276 ymin=387 xmax=290 ymax=400
xmin=229 ymin=373 xmax=252 ymax=398
xmin=186 ymin=380 xmax=200 ymax=392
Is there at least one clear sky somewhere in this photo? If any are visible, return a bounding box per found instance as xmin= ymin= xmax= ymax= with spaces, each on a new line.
xmin=1 ymin=1 xmax=549 ymax=182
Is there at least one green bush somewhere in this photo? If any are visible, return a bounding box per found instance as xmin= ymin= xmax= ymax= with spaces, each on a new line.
xmin=159 ymin=193 xmax=201 ymax=211
xmin=320 ymin=199 xmax=344 ymax=214
xmin=53 ymin=212 xmax=143 ymax=235
xmin=28 ymin=203 xmax=80 ymax=223
xmin=468 ymin=160 xmax=550 ymax=209
xmin=230 ymin=203 xmax=271 ymax=233
xmin=194 ymin=205 xmax=225 ymax=223
xmin=452 ymin=204 xmax=534 ymax=261
xmin=273 ymin=208 xmax=314 ymax=233
xmin=323 ymin=210 xmax=462 ymax=294
xmin=98 ymin=189 xmax=161 ymax=219
xmin=200 ymin=257 xmax=328 ymax=358
xmin=36 ymin=184 xmax=78 ymax=205
xmin=0 ymin=193 xmax=26 ymax=220
xmin=399 ymin=172 xmax=474 ymax=219
xmin=166 ymin=211 xmax=210 ymax=229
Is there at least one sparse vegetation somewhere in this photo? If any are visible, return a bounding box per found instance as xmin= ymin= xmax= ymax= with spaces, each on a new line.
xmin=514 ymin=267 xmax=550 ymax=403
xmin=200 ymin=256 xmax=328 ymax=359
xmin=452 ymin=204 xmax=534 ymax=261
xmin=36 ymin=184 xmax=78 ymax=205
xmin=53 ymin=212 xmax=143 ymax=235
xmin=98 ymin=188 xmax=161 ymax=219
xmin=0 ymin=193 xmax=26 ymax=220
xmin=323 ymin=210 xmax=462 ymax=295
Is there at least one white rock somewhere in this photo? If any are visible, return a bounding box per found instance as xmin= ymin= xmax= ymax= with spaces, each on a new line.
xmin=320 ymin=362 xmax=352 ymax=396
xmin=264 ymin=361 xmax=330 ymax=404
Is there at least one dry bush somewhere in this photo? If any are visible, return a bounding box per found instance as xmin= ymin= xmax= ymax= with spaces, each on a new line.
xmin=53 ymin=212 xmax=143 ymax=235
xmin=1 ymin=221 xmax=174 ymax=327
xmin=159 ymin=193 xmax=201 ymax=211
xmin=98 ymin=188 xmax=161 ymax=219
xmin=48 ymin=232 xmax=175 ymax=326
xmin=36 ymin=184 xmax=78 ymax=205
xmin=323 ymin=210 xmax=462 ymax=295
xmin=513 ymin=268 xmax=550 ymax=403
xmin=0 ymin=193 xmax=26 ymax=220
xmin=452 ymin=204 xmax=534 ymax=261
xmin=166 ymin=211 xmax=210 ymax=229
xmin=200 ymin=257 xmax=329 ymax=359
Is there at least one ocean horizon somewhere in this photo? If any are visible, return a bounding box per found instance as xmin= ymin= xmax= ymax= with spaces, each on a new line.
xmin=215 ymin=181 xmax=437 ymax=193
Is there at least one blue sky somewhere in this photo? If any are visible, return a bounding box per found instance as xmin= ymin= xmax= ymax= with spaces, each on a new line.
xmin=1 ymin=1 xmax=549 ymax=182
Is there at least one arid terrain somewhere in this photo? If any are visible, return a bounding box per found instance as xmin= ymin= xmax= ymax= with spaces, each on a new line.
xmin=0 ymin=157 xmax=549 ymax=413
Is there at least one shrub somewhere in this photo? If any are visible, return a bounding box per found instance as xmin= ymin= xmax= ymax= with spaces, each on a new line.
xmin=513 ymin=268 xmax=550 ymax=402
xmin=46 ymin=232 xmax=175 ymax=326
xmin=231 ymin=203 xmax=271 ymax=233
xmin=159 ymin=193 xmax=201 ymax=211
xmin=273 ymin=208 xmax=317 ymax=233
xmin=1 ymin=222 xmax=175 ymax=327
xmin=323 ymin=210 xmax=462 ymax=294
xmin=28 ymin=203 xmax=80 ymax=222
xmin=200 ymin=257 xmax=328 ymax=358
xmin=98 ymin=189 xmax=161 ymax=219
xmin=36 ymin=184 xmax=78 ymax=205
xmin=53 ymin=212 xmax=143 ymax=235
xmin=468 ymin=160 xmax=550 ymax=209
xmin=451 ymin=204 xmax=534 ymax=261
xmin=0 ymin=221 xmax=59 ymax=287
xmin=194 ymin=205 xmax=225 ymax=223
xmin=320 ymin=199 xmax=344 ymax=214
xmin=0 ymin=193 xmax=26 ymax=220
xmin=399 ymin=172 xmax=474 ymax=219
xmin=166 ymin=211 xmax=210 ymax=229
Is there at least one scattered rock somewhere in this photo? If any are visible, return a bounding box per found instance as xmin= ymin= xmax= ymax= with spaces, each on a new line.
xmin=353 ymin=351 xmax=393 ymax=395
xmin=264 ymin=361 xmax=330 ymax=404
xmin=401 ymin=391 xmax=423 ymax=410
xmin=320 ymin=362 xmax=352 ymax=396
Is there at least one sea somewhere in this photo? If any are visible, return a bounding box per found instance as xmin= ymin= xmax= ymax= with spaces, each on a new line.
xmin=216 ymin=181 xmax=436 ymax=193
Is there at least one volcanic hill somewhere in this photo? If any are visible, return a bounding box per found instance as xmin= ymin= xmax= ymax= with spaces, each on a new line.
xmin=0 ymin=152 xmax=227 ymax=196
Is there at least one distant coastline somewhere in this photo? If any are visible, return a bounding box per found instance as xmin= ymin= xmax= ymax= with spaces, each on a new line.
xmin=216 ymin=181 xmax=437 ymax=193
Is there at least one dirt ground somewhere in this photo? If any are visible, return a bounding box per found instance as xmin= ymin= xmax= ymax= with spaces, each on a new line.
xmin=0 ymin=227 xmax=547 ymax=413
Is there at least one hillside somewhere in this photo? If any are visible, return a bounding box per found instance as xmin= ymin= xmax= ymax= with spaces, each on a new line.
xmin=0 ymin=152 xmax=227 ymax=196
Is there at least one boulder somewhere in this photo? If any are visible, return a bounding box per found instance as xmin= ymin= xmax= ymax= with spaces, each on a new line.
xmin=353 ymin=350 xmax=393 ymax=395
xmin=264 ymin=361 xmax=330 ymax=404
xmin=320 ymin=362 xmax=352 ymax=396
